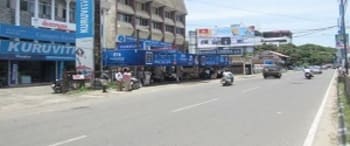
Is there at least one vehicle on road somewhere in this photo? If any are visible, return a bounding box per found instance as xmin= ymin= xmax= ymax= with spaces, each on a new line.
xmin=310 ymin=66 xmax=322 ymax=74
xmin=263 ymin=65 xmax=282 ymax=79
xmin=305 ymin=72 xmax=313 ymax=79
xmin=221 ymin=70 xmax=234 ymax=86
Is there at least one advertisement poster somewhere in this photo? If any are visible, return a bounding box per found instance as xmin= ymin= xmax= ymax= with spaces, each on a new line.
xmin=76 ymin=0 xmax=95 ymax=79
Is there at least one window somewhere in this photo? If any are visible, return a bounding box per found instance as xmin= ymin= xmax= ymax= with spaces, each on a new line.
xmin=20 ymin=0 xmax=35 ymax=16
xmin=166 ymin=25 xmax=174 ymax=32
xmin=153 ymin=22 xmax=162 ymax=30
xmin=39 ymin=0 xmax=51 ymax=19
xmin=153 ymin=7 xmax=161 ymax=16
xmin=6 ymin=0 xmax=11 ymax=8
xmin=118 ymin=13 xmax=132 ymax=23
xmin=119 ymin=0 xmax=131 ymax=6
xmin=165 ymin=11 xmax=173 ymax=19
xmin=176 ymin=15 xmax=184 ymax=22
xmin=69 ymin=2 xmax=75 ymax=23
xmin=137 ymin=3 xmax=147 ymax=11
xmin=137 ymin=17 xmax=148 ymax=26
xmin=176 ymin=28 xmax=184 ymax=34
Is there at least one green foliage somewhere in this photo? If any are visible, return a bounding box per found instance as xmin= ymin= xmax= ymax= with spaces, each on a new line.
xmin=256 ymin=43 xmax=336 ymax=66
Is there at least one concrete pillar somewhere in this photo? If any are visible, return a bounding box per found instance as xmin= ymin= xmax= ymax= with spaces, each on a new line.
xmin=51 ymin=0 xmax=55 ymax=20
xmin=15 ymin=0 xmax=20 ymax=25
xmin=101 ymin=0 xmax=117 ymax=49
xmin=34 ymin=0 xmax=39 ymax=18
xmin=65 ymin=0 xmax=71 ymax=23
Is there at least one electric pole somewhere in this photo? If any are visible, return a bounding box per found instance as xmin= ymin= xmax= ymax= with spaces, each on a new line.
xmin=340 ymin=0 xmax=349 ymax=74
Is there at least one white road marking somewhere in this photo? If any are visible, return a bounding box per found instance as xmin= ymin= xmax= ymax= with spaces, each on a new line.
xmin=303 ymin=71 xmax=337 ymax=146
xmin=172 ymin=98 xmax=219 ymax=113
xmin=48 ymin=135 xmax=87 ymax=146
xmin=242 ymin=87 xmax=261 ymax=93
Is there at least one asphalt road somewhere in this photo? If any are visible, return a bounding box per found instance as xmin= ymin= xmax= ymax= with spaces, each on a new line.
xmin=0 ymin=70 xmax=335 ymax=146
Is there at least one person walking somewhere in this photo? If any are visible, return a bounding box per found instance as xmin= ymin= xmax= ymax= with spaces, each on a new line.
xmin=115 ymin=69 xmax=123 ymax=91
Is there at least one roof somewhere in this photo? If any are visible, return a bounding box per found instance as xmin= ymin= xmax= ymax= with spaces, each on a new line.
xmin=267 ymin=51 xmax=290 ymax=58
xmin=155 ymin=0 xmax=187 ymax=14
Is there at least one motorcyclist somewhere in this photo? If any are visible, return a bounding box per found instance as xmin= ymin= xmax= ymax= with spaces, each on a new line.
xmin=304 ymin=67 xmax=314 ymax=78
xmin=222 ymin=69 xmax=234 ymax=83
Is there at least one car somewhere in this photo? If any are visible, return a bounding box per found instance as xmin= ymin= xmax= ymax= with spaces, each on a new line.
xmin=263 ymin=65 xmax=282 ymax=79
xmin=310 ymin=66 xmax=322 ymax=74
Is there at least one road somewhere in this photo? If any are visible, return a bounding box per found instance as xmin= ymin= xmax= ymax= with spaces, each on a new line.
xmin=0 ymin=70 xmax=335 ymax=146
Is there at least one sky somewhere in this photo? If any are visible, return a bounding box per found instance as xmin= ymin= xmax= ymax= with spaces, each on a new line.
xmin=185 ymin=0 xmax=341 ymax=47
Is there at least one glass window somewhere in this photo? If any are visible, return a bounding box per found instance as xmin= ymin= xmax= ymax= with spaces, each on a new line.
xmin=118 ymin=13 xmax=132 ymax=23
xmin=137 ymin=17 xmax=148 ymax=26
xmin=69 ymin=2 xmax=75 ymax=23
xmin=39 ymin=0 xmax=51 ymax=19
xmin=153 ymin=22 xmax=162 ymax=30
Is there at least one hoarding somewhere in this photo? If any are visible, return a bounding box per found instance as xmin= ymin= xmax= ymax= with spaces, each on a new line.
xmin=76 ymin=0 xmax=95 ymax=79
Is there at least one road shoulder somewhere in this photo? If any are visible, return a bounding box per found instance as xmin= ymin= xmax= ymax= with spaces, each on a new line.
xmin=312 ymin=77 xmax=338 ymax=146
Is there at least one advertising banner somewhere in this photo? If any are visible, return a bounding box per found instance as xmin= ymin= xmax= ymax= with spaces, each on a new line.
xmin=197 ymin=28 xmax=213 ymax=37
xmin=0 ymin=23 xmax=75 ymax=43
xmin=32 ymin=18 xmax=76 ymax=31
xmin=104 ymin=50 xmax=146 ymax=66
xmin=76 ymin=0 xmax=95 ymax=79
xmin=0 ymin=40 xmax=75 ymax=61
xmin=336 ymin=34 xmax=349 ymax=49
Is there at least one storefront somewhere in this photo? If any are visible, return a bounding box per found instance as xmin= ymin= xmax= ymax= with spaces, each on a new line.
xmin=0 ymin=23 xmax=76 ymax=87
xmin=0 ymin=40 xmax=75 ymax=86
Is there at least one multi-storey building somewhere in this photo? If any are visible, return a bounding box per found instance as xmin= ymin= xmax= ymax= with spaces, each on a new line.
xmin=261 ymin=30 xmax=293 ymax=46
xmin=116 ymin=0 xmax=187 ymax=50
xmin=0 ymin=0 xmax=76 ymax=87
xmin=0 ymin=0 xmax=187 ymax=87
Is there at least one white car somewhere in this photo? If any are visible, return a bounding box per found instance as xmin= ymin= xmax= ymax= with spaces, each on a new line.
xmin=310 ymin=66 xmax=322 ymax=74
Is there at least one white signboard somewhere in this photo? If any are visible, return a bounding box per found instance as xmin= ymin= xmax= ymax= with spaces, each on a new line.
xmin=32 ymin=18 xmax=76 ymax=31
xmin=76 ymin=38 xmax=95 ymax=79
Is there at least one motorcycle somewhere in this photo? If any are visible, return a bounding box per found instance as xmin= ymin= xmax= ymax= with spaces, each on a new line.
xmin=52 ymin=79 xmax=64 ymax=93
xmin=305 ymin=72 xmax=313 ymax=80
xmin=130 ymin=77 xmax=142 ymax=90
xmin=221 ymin=76 xmax=234 ymax=86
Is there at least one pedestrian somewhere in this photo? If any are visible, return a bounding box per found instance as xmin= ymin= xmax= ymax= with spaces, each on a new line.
xmin=123 ymin=68 xmax=132 ymax=91
xmin=101 ymin=70 xmax=109 ymax=93
xmin=115 ymin=69 xmax=123 ymax=91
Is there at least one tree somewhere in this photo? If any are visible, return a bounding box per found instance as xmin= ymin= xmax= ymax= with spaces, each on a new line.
xmin=254 ymin=43 xmax=336 ymax=66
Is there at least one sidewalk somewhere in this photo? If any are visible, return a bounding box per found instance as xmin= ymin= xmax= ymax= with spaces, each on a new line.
xmin=312 ymin=74 xmax=338 ymax=146
xmin=0 ymin=74 xmax=259 ymax=113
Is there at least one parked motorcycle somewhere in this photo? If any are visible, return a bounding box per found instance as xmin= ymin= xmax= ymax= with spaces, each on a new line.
xmin=130 ymin=77 xmax=142 ymax=90
xmin=52 ymin=79 xmax=64 ymax=93
xmin=305 ymin=72 xmax=313 ymax=80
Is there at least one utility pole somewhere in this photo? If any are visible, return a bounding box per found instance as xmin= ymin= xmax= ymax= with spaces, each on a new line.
xmin=341 ymin=0 xmax=349 ymax=74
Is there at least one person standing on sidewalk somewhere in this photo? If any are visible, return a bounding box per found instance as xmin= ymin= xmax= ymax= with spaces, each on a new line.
xmin=115 ymin=69 xmax=123 ymax=91
xmin=123 ymin=68 xmax=132 ymax=91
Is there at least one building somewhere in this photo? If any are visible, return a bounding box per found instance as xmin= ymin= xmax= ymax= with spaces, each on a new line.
xmin=261 ymin=30 xmax=293 ymax=46
xmin=0 ymin=0 xmax=76 ymax=87
xmin=116 ymin=0 xmax=187 ymax=51
xmin=0 ymin=0 xmax=187 ymax=87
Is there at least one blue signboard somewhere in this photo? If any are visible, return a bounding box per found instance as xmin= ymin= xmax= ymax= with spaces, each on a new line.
xmin=117 ymin=35 xmax=172 ymax=49
xmin=0 ymin=23 xmax=75 ymax=43
xmin=104 ymin=50 xmax=146 ymax=66
xmin=199 ymin=48 xmax=242 ymax=55
xmin=152 ymin=51 xmax=176 ymax=66
xmin=76 ymin=0 xmax=95 ymax=38
xmin=0 ymin=40 xmax=75 ymax=61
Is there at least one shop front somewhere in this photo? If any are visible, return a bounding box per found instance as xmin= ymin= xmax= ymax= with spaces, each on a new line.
xmin=0 ymin=40 xmax=75 ymax=86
